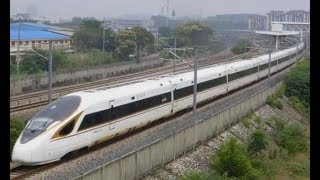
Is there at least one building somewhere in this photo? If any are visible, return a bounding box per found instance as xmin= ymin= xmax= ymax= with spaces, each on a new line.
xmin=248 ymin=15 xmax=267 ymax=30
xmin=266 ymin=10 xmax=309 ymax=30
xmin=206 ymin=14 xmax=261 ymax=31
xmin=10 ymin=23 xmax=74 ymax=53
xmin=284 ymin=10 xmax=310 ymax=23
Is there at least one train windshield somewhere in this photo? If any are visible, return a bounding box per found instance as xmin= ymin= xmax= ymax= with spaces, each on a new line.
xmin=21 ymin=95 xmax=81 ymax=144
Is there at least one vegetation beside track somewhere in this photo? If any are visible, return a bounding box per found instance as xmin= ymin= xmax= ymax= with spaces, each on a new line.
xmin=180 ymin=58 xmax=310 ymax=180
xmin=10 ymin=117 xmax=27 ymax=158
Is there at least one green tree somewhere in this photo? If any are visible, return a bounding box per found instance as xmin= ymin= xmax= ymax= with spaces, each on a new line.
xmin=285 ymin=60 xmax=310 ymax=106
xmin=115 ymin=29 xmax=136 ymax=60
xmin=71 ymin=16 xmax=83 ymax=25
xmin=103 ymin=28 xmax=117 ymax=52
xmin=132 ymin=27 xmax=155 ymax=63
xmin=72 ymin=19 xmax=103 ymax=51
xmin=175 ymin=21 xmax=213 ymax=47
xmin=82 ymin=19 xmax=101 ymax=29
xmin=158 ymin=26 xmax=173 ymax=37
xmin=17 ymin=49 xmax=68 ymax=75
xmin=247 ymin=129 xmax=269 ymax=157
xmin=212 ymin=138 xmax=257 ymax=179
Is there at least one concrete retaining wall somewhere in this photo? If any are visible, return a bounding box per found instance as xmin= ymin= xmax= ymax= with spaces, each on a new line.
xmin=75 ymin=80 xmax=284 ymax=180
xmin=10 ymin=55 xmax=164 ymax=95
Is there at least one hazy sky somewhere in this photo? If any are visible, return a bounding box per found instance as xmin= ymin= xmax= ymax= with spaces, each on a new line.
xmin=10 ymin=0 xmax=310 ymax=19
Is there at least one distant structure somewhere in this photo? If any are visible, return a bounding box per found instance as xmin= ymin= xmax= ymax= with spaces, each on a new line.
xmin=207 ymin=14 xmax=256 ymax=30
xmin=248 ymin=15 xmax=267 ymax=30
xmin=102 ymin=19 xmax=146 ymax=31
xmin=11 ymin=13 xmax=72 ymax=24
xmin=266 ymin=10 xmax=310 ymax=30
xmin=10 ymin=23 xmax=74 ymax=53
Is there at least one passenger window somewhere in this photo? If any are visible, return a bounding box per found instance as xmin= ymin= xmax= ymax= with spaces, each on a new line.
xmin=59 ymin=120 xmax=75 ymax=136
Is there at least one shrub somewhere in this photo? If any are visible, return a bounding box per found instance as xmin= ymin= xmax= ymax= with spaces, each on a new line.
xmin=266 ymin=96 xmax=283 ymax=109
xmin=211 ymin=138 xmax=257 ymax=178
xmin=289 ymin=96 xmax=310 ymax=118
xmin=247 ymin=129 xmax=269 ymax=156
xmin=231 ymin=40 xmax=250 ymax=55
xmin=274 ymin=84 xmax=286 ymax=99
xmin=273 ymin=117 xmax=286 ymax=131
xmin=241 ymin=118 xmax=252 ymax=128
xmin=268 ymin=149 xmax=279 ymax=159
xmin=275 ymin=123 xmax=308 ymax=154
xmin=160 ymin=50 xmax=175 ymax=59
xmin=10 ymin=118 xmax=27 ymax=156
xmin=254 ymin=116 xmax=262 ymax=125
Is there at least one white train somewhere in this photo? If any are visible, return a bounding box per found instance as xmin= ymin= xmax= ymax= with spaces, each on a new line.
xmin=12 ymin=42 xmax=305 ymax=165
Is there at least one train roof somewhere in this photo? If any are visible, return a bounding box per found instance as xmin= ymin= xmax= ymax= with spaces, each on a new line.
xmin=67 ymin=42 xmax=305 ymax=111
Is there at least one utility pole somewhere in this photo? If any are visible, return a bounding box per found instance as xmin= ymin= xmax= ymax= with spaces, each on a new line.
xmin=193 ymin=47 xmax=198 ymax=116
xmin=157 ymin=26 xmax=159 ymax=49
xmin=268 ymin=36 xmax=272 ymax=78
xmin=17 ymin=18 xmax=21 ymax=75
xmin=48 ymin=41 xmax=53 ymax=103
xmin=244 ymin=38 xmax=247 ymax=52
xmin=296 ymin=44 xmax=299 ymax=61
xmin=102 ymin=28 xmax=105 ymax=52
xmin=174 ymin=36 xmax=176 ymax=73
xmin=166 ymin=0 xmax=169 ymax=27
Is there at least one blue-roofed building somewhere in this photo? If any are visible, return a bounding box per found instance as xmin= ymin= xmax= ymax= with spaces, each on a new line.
xmin=10 ymin=23 xmax=74 ymax=53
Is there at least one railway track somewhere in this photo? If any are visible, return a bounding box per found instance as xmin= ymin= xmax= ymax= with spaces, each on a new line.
xmin=10 ymin=162 xmax=59 ymax=180
xmin=10 ymin=49 xmax=264 ymax=113
xmin=9 ymin=50 xmax=301 ymax=179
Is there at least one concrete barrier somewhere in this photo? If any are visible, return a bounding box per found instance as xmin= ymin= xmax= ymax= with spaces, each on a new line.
xmin=75 ymin=78 xmax=285 ymax=180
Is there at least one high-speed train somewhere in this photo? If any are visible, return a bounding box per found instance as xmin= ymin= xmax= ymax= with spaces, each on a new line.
xmin=12 ymin=42 xmax=305 ymax=165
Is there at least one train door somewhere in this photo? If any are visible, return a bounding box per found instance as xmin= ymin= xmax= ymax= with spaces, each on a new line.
xmin=225 ymin=66 xmax=229 ymax=92
xmin=257 ymin=59 xmax=260 ymax=79
xmin=108 ymin=100 xmax=115 ymax=130
xmin=171 ymin=83 xmax=177 ymax=113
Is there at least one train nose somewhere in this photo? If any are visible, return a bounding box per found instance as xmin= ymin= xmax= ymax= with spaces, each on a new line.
xmin=11 ymin=146 xmax=32 ymax=163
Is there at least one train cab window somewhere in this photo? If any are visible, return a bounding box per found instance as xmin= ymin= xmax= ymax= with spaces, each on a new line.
xmin=20 ymin=95 xmax=81 ymax=144
xmin=59 ymin=119 xmax=75 ymax=136
xmin=32 ymin=95 xmax=81 ymax=123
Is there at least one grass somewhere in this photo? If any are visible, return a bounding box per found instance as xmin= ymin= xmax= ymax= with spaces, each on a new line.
xmin=256 ymin=151 xmax=310 ymax=179
xmin=241 ymin=118 xmax=253 ymax=128
xmin=288 ymin=96 xmax=310 ymax=119
xmin=253 ymin=116 xmax=262 ymax=125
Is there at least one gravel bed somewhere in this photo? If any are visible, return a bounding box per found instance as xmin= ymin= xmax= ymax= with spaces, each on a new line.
xmin=229 ymin=123 xmax=252 ymax=141
xmin=164 ymin=145 xmax=213 ymax=176
xmin=27 ymin=68 xmax=288 ymax=180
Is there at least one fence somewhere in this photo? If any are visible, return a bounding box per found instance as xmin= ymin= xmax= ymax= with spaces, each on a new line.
xmin=75 ymin=79 xmax=283 ymax=180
